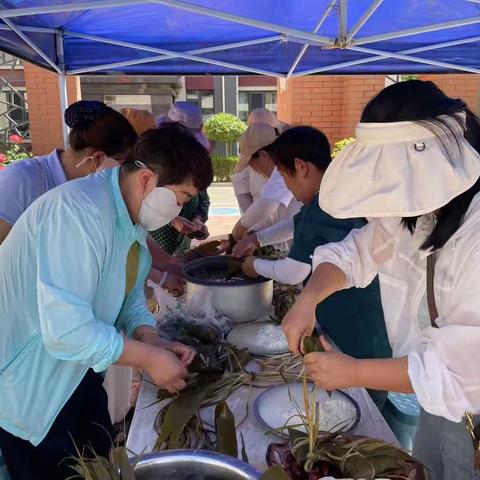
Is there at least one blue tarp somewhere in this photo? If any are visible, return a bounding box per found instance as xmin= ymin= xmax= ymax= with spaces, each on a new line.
xmin=0 ymin=0 xmax=479 ymax=76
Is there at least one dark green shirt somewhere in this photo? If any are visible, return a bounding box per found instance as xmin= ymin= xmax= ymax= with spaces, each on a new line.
xmin=288 ymin=197 xmax=391 ymax=360
xmin=150 ymin=190 xmax=210 ymax=255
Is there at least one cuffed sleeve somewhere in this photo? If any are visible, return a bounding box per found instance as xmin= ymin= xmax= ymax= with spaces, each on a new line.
xmin=254 ymin=257 xmax=311 ymax=285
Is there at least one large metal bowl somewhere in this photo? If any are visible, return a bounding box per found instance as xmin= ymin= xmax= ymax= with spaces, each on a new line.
xmin=182 ymin=256 xmax=273 ymax=323
xmin=133 ymin=450 xmax=261 ymax=479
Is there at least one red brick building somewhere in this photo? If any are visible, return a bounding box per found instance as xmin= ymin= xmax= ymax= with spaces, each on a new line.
xmin=278 ymin=74 xmax=480 ymax=144
xmin=16 ymin=63 xmax=480 ymax=155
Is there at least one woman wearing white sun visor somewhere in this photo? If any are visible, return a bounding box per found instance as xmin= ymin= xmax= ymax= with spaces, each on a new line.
xmin=282 ymin=80 xmax=480 ymax=479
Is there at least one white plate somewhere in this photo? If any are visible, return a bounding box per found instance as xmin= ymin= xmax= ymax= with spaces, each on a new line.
xmin=227 ymin=321 xmax=289 ymax=356
xmin=254 ymin=382 xmax=360 ymax=434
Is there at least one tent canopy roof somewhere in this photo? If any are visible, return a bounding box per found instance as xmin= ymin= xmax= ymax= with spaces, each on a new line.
xmin=0 ymin=0 xmax=479 ymax=77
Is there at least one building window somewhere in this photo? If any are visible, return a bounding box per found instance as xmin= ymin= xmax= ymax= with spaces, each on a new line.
xmin=104 ymin=94 xmax=152 ymax=110
xmin=0 ymin=89 xmax=29 ymax=140
xmin=238 ymin=91 xmax=277 ymax=122
xmin=186 ymin=90 xmax=215 ymax=119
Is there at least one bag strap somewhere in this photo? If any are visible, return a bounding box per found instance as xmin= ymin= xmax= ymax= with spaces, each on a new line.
xmin=426 ymin=252 xmax=439 ymax=328
xmin=426 ymin=251 xmax=480 ymax=469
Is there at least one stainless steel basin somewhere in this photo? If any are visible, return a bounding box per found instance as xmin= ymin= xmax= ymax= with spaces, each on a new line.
xmin=133 ymin=450 xmax=261 ymax=480
xmin=183 ymin=256 xmax=273 ymax=323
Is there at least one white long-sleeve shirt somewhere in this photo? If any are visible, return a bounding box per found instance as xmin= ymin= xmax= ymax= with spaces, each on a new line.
xmin=240 ymin=170 xmax=301 ymax=251
xmin=256 ymin=218 xmax=294 ymax=247
xmin=232 ymin=167 xmax=267 ymax=213
xmin=312 ymin=193 xmax=480 ymax=422
xmin=254 ymin=256 xmax=311 ymax=285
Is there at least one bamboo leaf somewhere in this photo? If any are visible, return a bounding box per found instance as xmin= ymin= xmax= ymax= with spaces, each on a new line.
xmin=90 ymin=460 xmax=115 ymax=480
xmin=303 ymin=336 xmax=325 ymax=354
xmin=215 ymin=400 xmax=238 ymax=458
xmin=302 ymin=336 xmax=331 ymax=396
xmin=155 ymin=372 xmax=220 ymax=450
xmin=112 ymin=447 xmax=135 ymax=480
xmin=259 ymin=465 xmax=291 ymax=480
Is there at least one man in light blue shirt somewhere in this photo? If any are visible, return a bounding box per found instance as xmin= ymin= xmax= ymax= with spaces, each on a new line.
xmin=0 ymin=123 xmax=213 ymax=480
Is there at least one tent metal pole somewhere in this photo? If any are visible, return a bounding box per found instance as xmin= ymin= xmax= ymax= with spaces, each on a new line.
xmin=56 ymin=31 xmax=69 ymax=148
xmin=64 ymin=31 xmax=283 ymax=59
xmin=346 ymin=0 xmax=384 ymax=43
xmin=292 ymin=35 xmax=480 ymax=76
xmin=350 ymin=45 xmax=480 ymax=74
xmin=402 ymin=35 xmax=480 ymax=54
xmin=2 ymin=18 xmax=61 ymax=73
xmin=58 ymin=74 xmax=69 ymax=148
xmin=352 ymin=16 xmax=480 ymax=46
xmin=287 ymin=0 xmax=337 ymax=78
xmin=338 ymin=0 xmax=347 ymax=44
xmin=65 ymin=32 xmax=285 ymax=76
xmin=0 ymin=0 xmax=333 ymax=47
xmin=0 ymin=25 xmax=58 ymax=33
xmin=66 ymin=35 xmax=284 ymax=74
xmin=152 ymin=0 xmax=333 ymax=46
xmin=291 ymin=55 xmax=389 ymax=77
xmin=0 ymin=0 xmax=152 ymax=18
xmin=70 ymin=55 xmax=283 ymax=78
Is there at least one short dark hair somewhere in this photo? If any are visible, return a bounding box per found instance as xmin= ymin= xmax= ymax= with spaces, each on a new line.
xmin=121 ymin=123 xmax=213 ymax=191
xmin=65 ymin=100 xmax=137 ymax=158
xmin=264 ymin=126 xmax=331 ymax=175
xmin=362 ymin=80 xmax=480 ymax=251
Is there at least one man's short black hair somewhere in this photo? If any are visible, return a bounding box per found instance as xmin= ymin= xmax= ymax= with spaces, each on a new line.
xmin=122 ymin=122 xmax=213 ymax=191
xmin=264 ymin=126 xmax=331 ymax=175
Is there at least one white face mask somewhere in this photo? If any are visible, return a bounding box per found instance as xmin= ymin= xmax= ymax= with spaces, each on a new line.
xmin=138 ymin=186 xmax=182 ymax=231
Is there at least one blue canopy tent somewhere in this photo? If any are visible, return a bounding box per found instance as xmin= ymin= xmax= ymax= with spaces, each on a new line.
xmin=0 ymin=0 xmax=479 ymax=141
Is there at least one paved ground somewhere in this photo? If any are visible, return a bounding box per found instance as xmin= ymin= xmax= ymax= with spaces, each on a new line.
xmin=207 ymin=182 xmax=237 ymax=208
xmin=205 ymin=182 xmax=240 ymax=238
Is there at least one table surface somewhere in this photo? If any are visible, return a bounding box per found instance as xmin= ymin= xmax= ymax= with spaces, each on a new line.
xmin=127 ymin=370 xmax=398 ymax=471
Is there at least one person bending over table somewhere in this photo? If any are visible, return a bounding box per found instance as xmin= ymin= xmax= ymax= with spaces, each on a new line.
xmin=233 ymin=108 xmax=289 ymax=214
xmin=236 ymin=126 xmax=392 ymax=410
xmin=230 ymin=122 xmax=302 ymax=252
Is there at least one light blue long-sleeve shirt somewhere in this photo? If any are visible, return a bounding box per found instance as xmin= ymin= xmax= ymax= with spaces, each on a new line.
xmin=0 ymin=167 xmax=155 ymax=445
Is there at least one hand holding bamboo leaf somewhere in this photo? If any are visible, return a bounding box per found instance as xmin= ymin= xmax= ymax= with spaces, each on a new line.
xmin=304 ymin=336 xmax=359 ymax=393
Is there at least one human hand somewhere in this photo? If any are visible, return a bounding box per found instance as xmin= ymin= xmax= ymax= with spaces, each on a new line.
xmin=217 ymin=239 xmax=232 ymax=253
xmin=163 ymin=274 xmax=185 ymax=297
xmin=281 ymin=295 xmax=317 ymax=354
xmin=232 ymin=220 xmax=248 ymax=241
xmin=144 ymin=347 xmax=188 ymax=394
xmin=304 ymin=336 xmax=358 ymax=390
xmin=121 ymin=108 xmax=156 ymax=135
xmin=171 ymin=217 xmax=197 ymax=236
xmin=164 ymin=341 xmax=197 ymax=366
xmin=190 ymin=218 xmax=209 ymax=240
xmin=242 ymin=256 xmax=258 ymax=278
xmin=231 ymin=233 xmax=259 ymax=258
